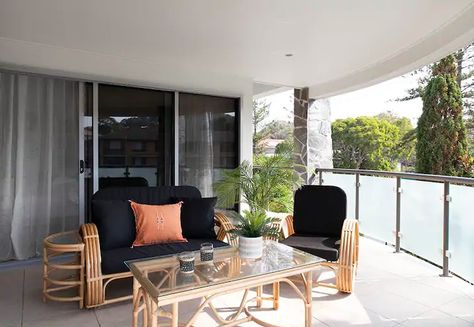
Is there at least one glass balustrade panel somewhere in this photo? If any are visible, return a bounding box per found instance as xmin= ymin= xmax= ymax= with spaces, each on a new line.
xmin=400 ymin=179 xmax=443 ymax=265
xmin=359 ymin=175 xmax=396 ymax=243
xmin=449 ymin=184 xmax=474 ymax=282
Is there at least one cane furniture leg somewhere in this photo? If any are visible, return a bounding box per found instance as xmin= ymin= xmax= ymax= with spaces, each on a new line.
xmin=273 ymin=282 xmax=280 ymax=310
xmin=304 ymin=271 xmax=313 ymax=327
xmin=283 ymin=215 xmax=359 ymax=293
xmin=43 ymin=231 xmax=85 ymax=308
xmin=171 ymin=302 xmax=178 ymax=327
xmin=256 ymin=286 xmax=263 ymax=308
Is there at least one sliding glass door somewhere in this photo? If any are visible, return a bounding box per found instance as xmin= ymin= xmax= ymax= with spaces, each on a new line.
xmin=97 ymin=84 xmax=174 ymax=189
xmin=1 ymin=70 xmax=241 ymax=261
xmin=179 ymin=93 xmax=239 ymax=196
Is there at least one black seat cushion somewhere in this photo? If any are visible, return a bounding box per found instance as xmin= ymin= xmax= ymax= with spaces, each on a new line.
xmin=101 ymin=239 xmax=229 ymax=274
xmin=91 ymin=200 xmax=135 ymax=250
xmin=293 ymin=185 xmax=346 ymax=237
xmin=172 ymin=197 xmax=217 ymax=239
xmin=280 ymin=234 xmax=340 ymax=261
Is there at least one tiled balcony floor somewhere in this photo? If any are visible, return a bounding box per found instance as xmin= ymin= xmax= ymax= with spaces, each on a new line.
xmin=1 ymin=237 xmax=473 ymax=327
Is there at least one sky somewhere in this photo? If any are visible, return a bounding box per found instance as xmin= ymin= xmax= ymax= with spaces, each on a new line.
xmin=261 ymin=73 xmax=423 ymax=127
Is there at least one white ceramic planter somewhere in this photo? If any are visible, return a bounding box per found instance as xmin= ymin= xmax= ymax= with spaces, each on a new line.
xmin=239 ymin=236 xmax=263 ymax=259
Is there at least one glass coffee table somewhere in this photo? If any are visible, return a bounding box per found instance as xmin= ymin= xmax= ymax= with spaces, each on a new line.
xmin=126 ymin=240 xmax=324 ymax=327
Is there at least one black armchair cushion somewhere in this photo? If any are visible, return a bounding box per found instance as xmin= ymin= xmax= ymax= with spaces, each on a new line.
xmin=172 ymin=197 xmax=218 ymax=239
xmin=293 ymin=185 xmax=346 ymax=237
xmin=101 ymin=238 xmax=229 ymax=274
xmin=280 ymin=234 xmax=340 ymax=261
xmin=91 ymin=200 xmax=135 ymax=250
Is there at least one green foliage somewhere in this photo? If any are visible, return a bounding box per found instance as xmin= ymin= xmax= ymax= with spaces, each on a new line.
xmin=416 ymin=55 xmax=472 ymax=176
xmin=376 ymin=112 xmax=417 ymax=170
xmin=252 ymin=100 xmax=270 ymax=155
xmin=260 ymin=120 xmax=292 ymax=140
xmin=214 ymin=154 xmax=299 ymax=212
xmin=332 ymin=116 xmax=407 ymax=170
xmin=274 ymin=137 xmax=294 ymax=157
xmin=397 ymin=43 xmax=474 ymax=154
xmin=227 ymin=210 xmax=281 ymax=238
xmin=213 ymin=154 xmax=300 ymax=236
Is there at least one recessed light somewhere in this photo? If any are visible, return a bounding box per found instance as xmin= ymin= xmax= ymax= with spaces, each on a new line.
xmin=285 ymin=53 xmax=293 ymax=57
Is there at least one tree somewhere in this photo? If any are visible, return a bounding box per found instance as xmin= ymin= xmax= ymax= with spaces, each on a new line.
xmin=261 ymin=120 xmax=292 ymax=140
xmin=252 ymin=100 xmax=270 ymax=155
xmin=332 ymin=117 xmax=403 ymax=170
xmin=397 ymin=43 xmax=473 ymax=109
xmin=376 ymin=112 xmax=416 ymax=170
xmin=397 ymin=43 xmax=474 ymax=152
xmin=416 ymin=55 xmax=472 ymax=176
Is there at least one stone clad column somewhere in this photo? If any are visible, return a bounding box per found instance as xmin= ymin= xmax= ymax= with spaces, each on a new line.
xmin=293 ymin=88 xmax=309 ymax=183
xmin=294 ymin=88 xmax=333 ymax=184
xmin=307 ymin=98 xmax=333 ymax=183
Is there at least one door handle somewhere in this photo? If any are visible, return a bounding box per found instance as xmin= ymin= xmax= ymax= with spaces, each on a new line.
xmin=79 ymin=160 xmax=85 ymax=174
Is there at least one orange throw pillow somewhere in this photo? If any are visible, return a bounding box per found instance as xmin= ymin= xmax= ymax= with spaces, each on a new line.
xmin=130 ymin=201 xmax=187 ymax=247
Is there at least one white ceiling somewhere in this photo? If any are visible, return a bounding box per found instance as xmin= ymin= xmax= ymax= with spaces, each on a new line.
xmin=1 ymin=0 xmax=474 ymax=97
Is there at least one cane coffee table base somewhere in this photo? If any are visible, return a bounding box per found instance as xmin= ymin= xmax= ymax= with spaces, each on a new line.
xmin=133 ymin=272 xmax=313 ymax=327
xmin=127 ymin=242 xmax=322 ymax=327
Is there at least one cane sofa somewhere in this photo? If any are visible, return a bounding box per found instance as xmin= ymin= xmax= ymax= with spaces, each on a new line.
xmin=80 ymin=186 xmax=234 ymax=308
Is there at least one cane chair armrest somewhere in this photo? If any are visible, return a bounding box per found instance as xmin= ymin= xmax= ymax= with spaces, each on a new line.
xmin=80 ymin=223 xmax=104 ymax=307
xmin=214 ymin=212 xmax=237 ymax=247
xmin=281 ymin=215 xmax=295 ymax=238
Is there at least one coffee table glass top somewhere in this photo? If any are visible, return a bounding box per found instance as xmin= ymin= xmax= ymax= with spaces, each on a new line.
xmin=125 ymin=241 xmax=324 ymax=298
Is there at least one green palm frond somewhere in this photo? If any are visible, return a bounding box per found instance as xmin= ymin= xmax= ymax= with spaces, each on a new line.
xmin=213 ymin=153 xmax=303 ymax=237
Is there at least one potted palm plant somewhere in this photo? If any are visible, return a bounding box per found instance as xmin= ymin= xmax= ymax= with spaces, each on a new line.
xmin=214 ymin=154 xmax=300 ymax=258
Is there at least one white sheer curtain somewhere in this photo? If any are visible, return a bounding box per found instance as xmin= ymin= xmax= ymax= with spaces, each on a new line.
xmin=179 ymin=111 xmax=214 ymax=196
xmin=0 ymin=72 xmax=79 ymax=261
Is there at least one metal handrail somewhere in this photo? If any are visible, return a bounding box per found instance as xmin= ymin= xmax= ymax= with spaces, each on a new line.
xmin=314 ymin=167 xmax=474 ymax=281
xmin=315 ymin=167 xmax=474 ymax=185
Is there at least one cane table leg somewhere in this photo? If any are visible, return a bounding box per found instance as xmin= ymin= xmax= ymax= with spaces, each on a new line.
xmin=43 ymin=247 xmax=48 ymax=303
xmin=132 ymin=279 xmax=139 ymax=327
xmin=273 ymin=282 xmax=280 ymax=310
xmin=305 ymin=271 xmax=313 ymax=327
xmin=79 ymin=249 xmax=84 ymax=309
xmin=150 ymin=299 xmax=158 ymax=327
xmin=171 ymin=302 xmax=178 ymax=327
xmin=256 ymin=286 xmax=263 ymax=308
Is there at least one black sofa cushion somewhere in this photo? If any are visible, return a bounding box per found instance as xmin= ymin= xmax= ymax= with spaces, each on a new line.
xmin=172 ymin=197 xmax=217 ymax=239
xmin=92 ymin=186 xmax=202 ymax=204
xmin=91 ymin=200 xmax=135 ymax=250
xmin=101 ymin=239 xmax=229 ymax=274
xmin=280 ymin=234 xmax=340 ymax=261
xmin=293 ymin=185 xmax=346 ymax=237
xmin=91 ymin=186 xmax=202 ymax=250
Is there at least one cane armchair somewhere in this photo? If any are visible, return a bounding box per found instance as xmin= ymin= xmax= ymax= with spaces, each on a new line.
xmin=280 ymin=185 xmax=359 ymax=293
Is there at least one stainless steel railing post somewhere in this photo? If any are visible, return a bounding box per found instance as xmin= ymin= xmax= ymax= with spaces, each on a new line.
xmin=441 ymin=181 xmax=450 ymax=277
xmin=395 ymin=176 xmax=401 ymax=253
xmin=355 ymin=173 xmax=360 ymax=220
